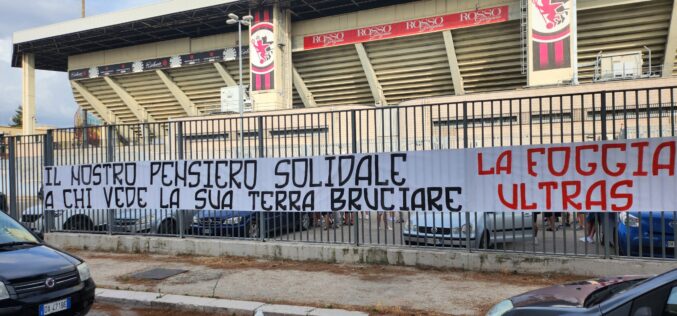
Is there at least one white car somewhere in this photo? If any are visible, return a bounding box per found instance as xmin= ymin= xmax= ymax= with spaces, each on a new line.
xmin=20 ymin=205 xmax=110 ymax=233
xmin=402 ymin=211 xmax=535 ymax=248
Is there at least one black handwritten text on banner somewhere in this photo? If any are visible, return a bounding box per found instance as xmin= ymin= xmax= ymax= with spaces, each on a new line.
xmin=43 ymin=138 xmax=676 ymax=212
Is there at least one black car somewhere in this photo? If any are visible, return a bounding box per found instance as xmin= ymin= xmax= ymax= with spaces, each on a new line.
xmin=0 ymin=210 xmax=95 ymax=316
xmin=487 ymin=268 xmax=677 ymax=316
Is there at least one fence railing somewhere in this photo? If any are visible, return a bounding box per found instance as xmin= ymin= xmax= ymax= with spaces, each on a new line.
xmin=2 ymin=85 xmax=676 ymax=260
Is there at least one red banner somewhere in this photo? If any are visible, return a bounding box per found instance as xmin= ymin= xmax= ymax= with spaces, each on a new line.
xmin=303 ymin=6 xmax=509 ymax=50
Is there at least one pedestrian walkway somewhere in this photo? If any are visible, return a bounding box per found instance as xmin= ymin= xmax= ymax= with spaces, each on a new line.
xmin=76 ymin=250 xmax=582 ymax=315
xmin=92 ymin=288 xmax=368 ymax=316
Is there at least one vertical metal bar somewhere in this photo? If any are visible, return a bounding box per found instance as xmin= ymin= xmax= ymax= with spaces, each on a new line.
xmin=7 ymin=138 xmax=17 ymax=221
xmin=177 ymin=122 xmax=184 ymax=160
xmin=106 ymin=125 xmax=115 ymax=235
xmin=600 ymin=91 xmax=610 ymax=259
xmin=43 ymin=131 xmax=54 ymax=233
xmin=463 ymin=102 xmax=471 ymax=251
xmin=175 ymin=123 xmax=185 ymax=239
xmin=350 ymin=110 xmax=359 ymax=246
xmin=257 ymin=116 xmax=266 ymax=241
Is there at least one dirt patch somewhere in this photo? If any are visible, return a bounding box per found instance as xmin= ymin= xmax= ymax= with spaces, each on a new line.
xmin=113 ymin=275 xmax=163 ymax=287
xmin=81 ymin=250 xmax=589 ymax=315
xmin=80 ymin=251 xmax=582 ymax=286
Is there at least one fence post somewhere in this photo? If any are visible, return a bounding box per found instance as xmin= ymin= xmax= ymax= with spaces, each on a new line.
xmin=600 ymin=92 xmax=612 ymax=259
xmin=176 ymin=122 xmax=185 ymax=239
xmin=8 ymin=137 xmax=17 ymax=221
xmin=177 ymin=122 xmax=184 ymax=160
xmin=106 ymin=125 xmax=115 ymax=235
xmin=43 ymin=131 xmax=54 ymax=233
xmin=601 ymin=92 xmax=608 ymax=141
xmin=462 ymin=102 xmax=472 ymax=252
xmin=257 ymin=116 xmax=266 ymax=241
xmin=351 ymin=110 xmax=359 ymax=246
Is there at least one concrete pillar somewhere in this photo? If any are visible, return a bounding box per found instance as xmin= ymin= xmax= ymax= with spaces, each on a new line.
xmin=21 ymin=53 xmax=36 ymax=135
xmin=442 ymin=30 xmax=464 ymax=95
xmin=662 ymin=0 xmax=677 ymax=78
xmin=249 ymin=5 xmax=293 ymax=111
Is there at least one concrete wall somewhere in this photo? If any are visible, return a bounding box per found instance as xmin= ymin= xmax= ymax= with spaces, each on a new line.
xmin=46 ymin=233 xmax=676 ymax=277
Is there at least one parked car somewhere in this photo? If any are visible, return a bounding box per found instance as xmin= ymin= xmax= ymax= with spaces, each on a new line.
xmin=487 ymin=268 xmax=677 ymax=316
xmin=0 ymin=209 xmax=95 ymax=315
xmin=21 ymin=206 xmax=109 ymax=233
xmin=112 ymin=209 xmax=198 ymax=234
xmin=402 ymin=212 xmax=534 ymax=248
xmin=190 ymin=210 xmax=311 ymax=238
xmin=618 ymin=212 xmax=675 ymax=258
xmin=20 ymin=187 xmax=109 ymax=233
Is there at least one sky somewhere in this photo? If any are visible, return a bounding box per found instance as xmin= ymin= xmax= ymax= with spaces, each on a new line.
xmin=0 ymin=0 xmax=164 ymax=127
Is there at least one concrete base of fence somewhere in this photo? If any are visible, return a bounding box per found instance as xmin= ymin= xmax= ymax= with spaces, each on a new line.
xmin=47 ymin=233 xmax=674 ymax=277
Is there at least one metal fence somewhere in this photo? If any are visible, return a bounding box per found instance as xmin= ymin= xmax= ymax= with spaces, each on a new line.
xmin=2 ymin=86 xmax=676 ymax=260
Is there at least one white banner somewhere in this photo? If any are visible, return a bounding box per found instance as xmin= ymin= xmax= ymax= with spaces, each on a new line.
xmin=43 ymin=138 xmax=677 ymax=212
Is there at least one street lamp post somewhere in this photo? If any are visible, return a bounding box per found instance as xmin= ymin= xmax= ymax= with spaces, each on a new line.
xmin=227 ymin=13 xmax=253 ymax=158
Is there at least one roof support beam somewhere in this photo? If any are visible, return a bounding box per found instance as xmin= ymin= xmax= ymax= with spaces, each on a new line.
xmin=292 ymin=66 xmax=316 ymax=107
xmin=21 ymin=53 xmax=36 ymax=135
xmin=214 ymin=62 xmax=237 ymax=86
xmin=662 ymin=0 xmax=677 ymax=78
xmin=442 ymin=30 xmax=465 ymax=95
xmin=155 ymin=69 xmax=201 ymax=116
xmin=71 ymin=81 xmax=119 ymax=124
xmin=355 ymin=43 xmax=387 ymax=106
xmin=104 ymin=76 xmax=156 ymax=123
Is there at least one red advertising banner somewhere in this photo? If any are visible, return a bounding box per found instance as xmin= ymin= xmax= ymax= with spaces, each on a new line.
xmin=303 ymin=6 xmax=509 ymax=50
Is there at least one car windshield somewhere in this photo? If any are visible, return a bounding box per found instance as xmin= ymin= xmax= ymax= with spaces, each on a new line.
xmin=0 ymin=211 xmax=39 ymax=245
xmin=584 ymin=278 xmax=647 ymax=307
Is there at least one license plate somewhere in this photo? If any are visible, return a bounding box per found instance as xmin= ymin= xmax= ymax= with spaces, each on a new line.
xmin=39 ymin=297 xmax=70 ymax=316
xmin=668 ymin=241 xmax=675 ymax=248
xmin=203 ymin=228 xmax=211 ymax=235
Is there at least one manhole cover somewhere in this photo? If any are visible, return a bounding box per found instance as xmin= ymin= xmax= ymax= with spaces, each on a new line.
xmin=131 ymin=268 xmax=188 ymax=280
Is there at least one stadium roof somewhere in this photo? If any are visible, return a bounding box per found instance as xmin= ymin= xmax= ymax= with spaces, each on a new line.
xmin=12 ymin=0 xmax=415 ymax=72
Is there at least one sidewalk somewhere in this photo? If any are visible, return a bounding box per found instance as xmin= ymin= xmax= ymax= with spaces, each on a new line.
xmin=94 ymin=288 xmax=368 ymax=316
xmin=75 ymin=250 xmax=583 ymax=315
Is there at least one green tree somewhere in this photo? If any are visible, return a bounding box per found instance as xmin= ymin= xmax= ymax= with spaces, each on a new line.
xmin=10 ymin=105 xmax=22 ymax=127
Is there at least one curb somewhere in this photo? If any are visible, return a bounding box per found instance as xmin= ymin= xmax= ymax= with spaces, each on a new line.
xmin=95 ymin=288 xmax=368 ymax=316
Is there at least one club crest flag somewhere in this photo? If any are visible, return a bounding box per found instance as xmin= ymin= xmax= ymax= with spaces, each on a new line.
xmin=528 ymin=0 xmax=576 ymax=86
xmin=250 ymin=7 xmax=275 ymax=91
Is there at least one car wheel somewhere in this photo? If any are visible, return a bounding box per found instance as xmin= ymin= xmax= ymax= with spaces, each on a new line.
xmin=299 ymin=213 xmax=311 ymax=231
xmin=158 ymin=219 xmax=178 ymax=235
xmin=478 ymin=230 xmax=490 ymax=249
xmin=248 ymin=220 xmax=260 ymax=238
xmin=64 ymin=216 xmax=94 ymax=232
